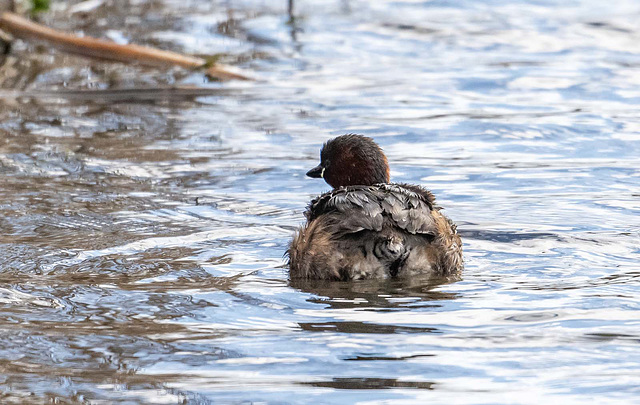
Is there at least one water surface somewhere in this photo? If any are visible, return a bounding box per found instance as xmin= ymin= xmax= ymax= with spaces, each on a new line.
xmin=0 ymin=0 xmax=639 ymax=403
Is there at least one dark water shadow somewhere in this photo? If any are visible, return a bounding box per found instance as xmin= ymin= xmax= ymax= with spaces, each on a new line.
xmin=0 ymin=86 xmax=233 ymax=104
xmin=291 ymin=277 xmax=459 ymax=335
xmin=457 ymin=228 xmax=560 ymax=243
xmin=302 ymin=377 xmax=436 ymax=390
xmin=290 ymin=277 xmax=460 ymax=308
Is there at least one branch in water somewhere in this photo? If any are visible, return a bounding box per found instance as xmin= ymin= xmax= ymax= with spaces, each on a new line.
xmin=0 ymin=11 xmax=252 ymax=81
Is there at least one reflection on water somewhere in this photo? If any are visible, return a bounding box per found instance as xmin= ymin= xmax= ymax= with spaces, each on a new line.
xmin=0 ymin=0 xmax=639 ymax=403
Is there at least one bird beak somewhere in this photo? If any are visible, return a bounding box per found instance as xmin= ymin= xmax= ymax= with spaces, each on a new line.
xmin=306 ymin=164 xmax=324 ymax=178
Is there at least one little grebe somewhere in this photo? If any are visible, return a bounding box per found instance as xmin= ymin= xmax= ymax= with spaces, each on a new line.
xmin=288 ymin=134 xmax=462 ymax=280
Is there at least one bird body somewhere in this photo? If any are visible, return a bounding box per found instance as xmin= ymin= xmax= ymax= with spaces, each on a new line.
xmin=288 ymin=135 xmax=462 ymax=280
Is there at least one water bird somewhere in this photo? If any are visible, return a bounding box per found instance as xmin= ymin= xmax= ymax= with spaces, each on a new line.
xmin=288 ymin=134 xmax=463 ymax=280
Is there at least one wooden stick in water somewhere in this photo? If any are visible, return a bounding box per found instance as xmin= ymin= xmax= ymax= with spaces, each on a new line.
xmin=0 ymin=11 xmax=251 ymax=81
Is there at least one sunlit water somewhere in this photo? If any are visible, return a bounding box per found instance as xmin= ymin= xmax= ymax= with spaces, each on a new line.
xmin=0 ymin=0 xmax=639 ymax=403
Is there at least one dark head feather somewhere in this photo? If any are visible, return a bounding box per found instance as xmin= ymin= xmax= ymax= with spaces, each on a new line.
xmin=306 ymin=134 xmax=390 ymax=189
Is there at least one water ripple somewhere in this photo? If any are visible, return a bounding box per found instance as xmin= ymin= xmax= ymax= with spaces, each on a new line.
xmin=0 ymin=0 xmax=638 ymax=403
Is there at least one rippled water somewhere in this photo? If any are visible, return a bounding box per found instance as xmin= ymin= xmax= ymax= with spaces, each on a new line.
xmin=0 ymin=0 xmax=639 ymax=403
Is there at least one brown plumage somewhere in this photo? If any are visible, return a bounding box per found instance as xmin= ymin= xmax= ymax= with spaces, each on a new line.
xmin=288 ymin=134 xmax=462 ymax=280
